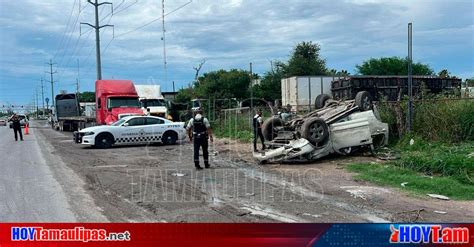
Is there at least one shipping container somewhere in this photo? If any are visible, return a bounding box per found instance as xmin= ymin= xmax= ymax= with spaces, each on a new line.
xmin=281 ymin=76 xmax=346 ymax=111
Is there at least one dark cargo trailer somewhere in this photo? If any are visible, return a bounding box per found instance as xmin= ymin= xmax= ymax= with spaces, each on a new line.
xmin=331 ymin=76 xmax=461 ymax=101
xmin=54 ymin=93 xmax=95 ymax=131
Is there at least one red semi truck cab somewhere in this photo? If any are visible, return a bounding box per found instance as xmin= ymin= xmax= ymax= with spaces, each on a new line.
xmin=95 ymin=80 xmax=144 ymax=125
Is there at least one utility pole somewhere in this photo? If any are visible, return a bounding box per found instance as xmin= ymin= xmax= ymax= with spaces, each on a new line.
xmin=35 ymin=87 xmax=39 ymax=118
xmin=40 ymin=78 xmax=45 ymax=116
xmin=81 ymin=0 xmax=113 ymax=80
xmin=250 ymin=62 xmax=253 ymax=111
xmin=162 ymin=0 xmax=168 ymax=86
xmin=407 ymin=23 xmax=413 ymax=133
xmin=46 ymin=59 xmax=57 ymax=108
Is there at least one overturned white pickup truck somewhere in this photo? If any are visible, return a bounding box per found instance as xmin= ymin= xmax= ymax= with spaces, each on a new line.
xmin=255 ymin=91 xmax=389 ymax=163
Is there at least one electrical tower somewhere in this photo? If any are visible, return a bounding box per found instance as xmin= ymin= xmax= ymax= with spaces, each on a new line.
xmin=46 ymin=59 xmax=57 ymax=108
xmin=81 ymin=0 xmax=114 ymax=80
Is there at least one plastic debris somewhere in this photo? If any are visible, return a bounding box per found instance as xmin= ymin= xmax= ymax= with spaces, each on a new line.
xmin=172 ymin=172 xmax=186 ymax=177
xmin=434 ymin=210 xmax=447 ymax=214
xmin=427 ymin=194 xmax=450 ymax=200
xmin=401 ymin=182 xmax=408 ymax=187
xmin=409 ymin=139 xmax=415 ymax=145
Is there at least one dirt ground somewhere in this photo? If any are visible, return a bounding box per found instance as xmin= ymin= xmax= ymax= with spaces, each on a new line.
xmin=36 ymin=123 xmax=474 ymax=223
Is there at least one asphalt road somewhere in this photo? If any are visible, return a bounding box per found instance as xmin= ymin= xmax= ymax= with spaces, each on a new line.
xmin=0 ymin=121 xmax=105 ymax=222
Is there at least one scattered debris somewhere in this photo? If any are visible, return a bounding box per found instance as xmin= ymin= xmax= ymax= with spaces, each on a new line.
xmin=302 ymin=213 xmax=321 ymax=218
xmin=434 ymin=210 xmax=447 ymax=214
xmin=171 ymin=172 xmax=186 ymax=177
xmin=392 ymin=209 xmax=425 ymax=222
xmin=340 ymin=186 xmax=392 ymax=201
xmin=401 ymin=182 xmax=408 ymax=187
xmin=245 ymin=193 xmax=256 ymax=197
xmin=421 ymin=175 xmax=434 ymax=179
xmin=427 ymin=194 xmax=450 ymax=200
xmin=376 ymin=149 xmax=401 ymax=160
xmin=409 ymin=139 xmax=415 ymax=145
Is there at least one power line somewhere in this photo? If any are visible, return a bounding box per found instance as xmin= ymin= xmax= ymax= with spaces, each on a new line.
xmin=53 ymin=0 xmax=78 ymax=60
xmin=115 ymin=0 xmax=192 ymax=38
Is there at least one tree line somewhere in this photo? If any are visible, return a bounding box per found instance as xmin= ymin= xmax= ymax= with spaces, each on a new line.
xmin=175 ymin=41 xmax=456 ymax=104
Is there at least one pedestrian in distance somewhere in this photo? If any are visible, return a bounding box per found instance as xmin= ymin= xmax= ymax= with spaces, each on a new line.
xmin=253 ymin=109 xmax=266 ymax=152
xmin=186 ymin=108 xmax=213 ymax=170
xmin=8 ymin=113 xmax=23 ymax=141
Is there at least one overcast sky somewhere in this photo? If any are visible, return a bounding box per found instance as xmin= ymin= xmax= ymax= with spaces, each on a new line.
xmin=0 ymin=0 xmax=473 ymax=106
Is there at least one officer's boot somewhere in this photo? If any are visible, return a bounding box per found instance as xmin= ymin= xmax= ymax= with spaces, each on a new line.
xmin=195 ymin=162 xmax=203 ymax=170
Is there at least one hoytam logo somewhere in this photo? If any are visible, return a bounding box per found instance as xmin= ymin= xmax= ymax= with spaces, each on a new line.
xmin=390 ymin=224 xmax=469 ymax=244
xmin=11 ymin=227 xmax=131 ymax=242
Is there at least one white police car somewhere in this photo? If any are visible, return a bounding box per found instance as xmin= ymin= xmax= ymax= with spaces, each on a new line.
xmin=74 ymin=116 xmax=186 ymax=148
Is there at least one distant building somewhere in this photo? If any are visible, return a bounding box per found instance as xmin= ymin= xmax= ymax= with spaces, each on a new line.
xmin=162 ymin=92 xmax=178 ymax=101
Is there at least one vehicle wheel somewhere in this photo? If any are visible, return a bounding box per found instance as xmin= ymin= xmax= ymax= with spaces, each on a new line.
xmin=262 ymin=117 xmax=284 ymax=141
xmin=95 ymin=133 xmax=114 ymax=149
xmin=314 ymin=94 xmax=331 ymax=109
xmin=162 ymin=131 xmax=178 ymax=145
xmin=338 ymin=147 xmax=352 ymax=155
xmin=301 ymin=117 xmax=329 ymax=146
xmin=355 ymin=91 xmax=372 ymax=111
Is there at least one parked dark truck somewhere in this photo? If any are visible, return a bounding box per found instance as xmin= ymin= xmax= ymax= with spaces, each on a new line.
xmin=95 ymin=80 xmax=143 ymax=125
xmin=54 ymin=93 xmax=95 ymax=131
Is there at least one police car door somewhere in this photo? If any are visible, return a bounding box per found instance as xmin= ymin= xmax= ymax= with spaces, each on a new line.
xmin=120 ymin=117 xmax=149 ymax=144
xmin=144 ymin=117 xmax=165 ymax=143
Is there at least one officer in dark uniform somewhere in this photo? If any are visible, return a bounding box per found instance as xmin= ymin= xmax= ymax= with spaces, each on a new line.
xmin=186 ymin=108 xmax=213 ymax=170
xmin=8 ymin=113 xmax=23 ymax=141
xmin=253 ymin=109 xmax=265 ymax=152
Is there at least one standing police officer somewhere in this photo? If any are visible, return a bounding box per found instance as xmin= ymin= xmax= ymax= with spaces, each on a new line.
xmin=187 ymin=108 xmax=213 ymax=170
xmin=8 ymin=113 xmax=23 ymax=141
xmin=253 ymin=109 xmax=266 ymax=152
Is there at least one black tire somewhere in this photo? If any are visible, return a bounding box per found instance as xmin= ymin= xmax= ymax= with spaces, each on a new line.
xmin=262 ymin=117 xmax=284 ymax=141
xmin=94 ymin=133 xmax=114 ymax=149
xmin=355 ymin=91 xmax=372 ymax=111
xmin=314 ymin=94 xmax=331 ymax=109
xmin=301 ymin=117 xmax=329 ymax=146
xmin=162 ymin=131 xmax=178 ymax=145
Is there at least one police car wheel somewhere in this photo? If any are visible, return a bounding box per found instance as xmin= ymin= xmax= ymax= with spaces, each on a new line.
xmin=162 ymin=131 xmax=177 ymax=145
xmin=95 ymin=133 xmax=114 ymax=149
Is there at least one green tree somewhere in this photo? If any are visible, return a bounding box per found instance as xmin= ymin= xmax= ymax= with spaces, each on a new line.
xmin=328 ymin=69 xmax=350 ymax=76
xmin=438 ymin=69 xmax=451 ymax=78
xmin=78 ymin=91 xmax=95 ymax=102
xmin=466 ymin=78 xmax=474 ymax=87
xmin=356 ymin=57 xmax=434 ymax=75
xmin=253 ymin=62 xmax=283 ymax=101
xmin=281 ymin=41 xmax=328 ymax=77
xmin=174 ymin=87 xmax=194 ymax=104
xmin=195 ymin=69 xmax=251 ymax=100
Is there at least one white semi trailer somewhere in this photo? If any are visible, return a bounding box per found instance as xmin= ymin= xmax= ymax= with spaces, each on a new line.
xmin=135 ymin=85 xmax=169 ymax=119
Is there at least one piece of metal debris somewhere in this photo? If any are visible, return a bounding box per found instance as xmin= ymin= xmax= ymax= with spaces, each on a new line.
xmin=401 ymin=182 xmax=408 ymax=187
xmin=434 ymin=210 xmax=447 ymax=214
xmin=172 ymin=172 xmax=186 ymax=177
xmin=427 ymin=194 xmax=450 ymax=200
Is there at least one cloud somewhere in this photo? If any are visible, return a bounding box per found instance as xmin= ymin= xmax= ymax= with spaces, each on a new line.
xmin=0 ymin=0 xmax=473 ymax=104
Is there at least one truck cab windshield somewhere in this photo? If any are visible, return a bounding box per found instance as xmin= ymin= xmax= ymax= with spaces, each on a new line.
xmin=141 ymin=99 xmax=166 ymax=108
xmin=108 ymin=97 xmax=140 ymax=108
